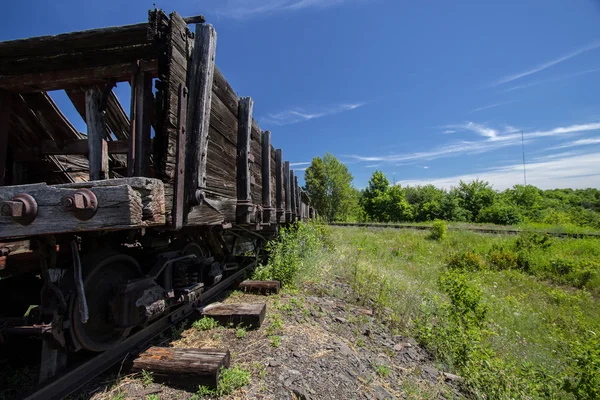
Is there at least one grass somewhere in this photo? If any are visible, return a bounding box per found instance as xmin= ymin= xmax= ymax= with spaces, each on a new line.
xmin=193 ymin=366 xmax=251 ymax=398
xmin=275 ymin=223 xmax=600 ymax=399
xmin=141 ymin=370 xmax=154 ymax=386
xmin=192 ymin=317 xmax=219 ymax=331
xmin=375 ymin=364 xmax=391 ymax=378
xmin=235 ymin=327 xmax=247 ymax=339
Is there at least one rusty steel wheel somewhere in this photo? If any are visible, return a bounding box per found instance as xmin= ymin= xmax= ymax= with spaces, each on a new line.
xmin=70 ymin=252 xmax=142 ymax=352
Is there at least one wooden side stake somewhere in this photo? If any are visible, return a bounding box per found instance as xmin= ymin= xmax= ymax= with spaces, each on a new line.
xmin=85 ymin=88 xmax=107 ymax=180
xmin=0 ymin=91 xmax=11 ymax=186
xmin=261 ymin=131 xmax=272 ymax=223
xmin=236 ymin=97 xmax=253 ymax=224
xmin=275 ymin=149 xmax=284 ymax=222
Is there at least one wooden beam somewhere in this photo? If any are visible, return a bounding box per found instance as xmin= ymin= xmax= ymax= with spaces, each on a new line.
xmin=290 ymin=170 xmax=296 ymax=221
xmin=14 ymin=139 xmax=129 ymax=160
xmin=275 ymin=149 xmax=284 ymax=222
xmin=236 ymin=97 xmax=253 ymax=225
xmin=295 ymin=175 xmax=300 ymax=220
xmin=201 ymin=302 xmax=266 ymax=328
xmin=186 ymin=23 xmax=217 ymax=209
xmin=238 ymin=280 xmax=281 ymax=295
xmin=0 ymin=178 xmax=165 ymax=240
xmin=85 ymin=89 xmax=107 ymax=180
xmin=261 ymin=131 xmax=272 ymax=223
xmin=128 ymin=68 xmax=153 ymax=177
xmin=132 ymin=347 xmax=229 ymax=390
xmin=0 ymin=92 xmax=12 ymax=186
xmin=284 ymin=161 xmax=291 ymax=222
xmin=0 ymin=60 xmax=158 ymax=93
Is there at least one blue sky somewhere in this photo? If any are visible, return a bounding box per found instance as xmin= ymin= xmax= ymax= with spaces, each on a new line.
xmin=3 ymin=0 xmax=600 ymax=190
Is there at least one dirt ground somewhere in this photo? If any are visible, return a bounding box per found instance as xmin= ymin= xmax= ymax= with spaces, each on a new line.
xmin=81 ymin=281 xmax=464 ymax=400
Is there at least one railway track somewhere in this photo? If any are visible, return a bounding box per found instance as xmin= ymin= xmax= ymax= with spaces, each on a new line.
xmin=23 ymin=261 xmax=255 ymax=400
xmin=330 ymin=222 xmax=600 ymax=239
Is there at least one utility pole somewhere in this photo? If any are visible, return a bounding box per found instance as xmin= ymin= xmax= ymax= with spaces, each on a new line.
xmin=521 ymin=130 xmax=527 ymax=186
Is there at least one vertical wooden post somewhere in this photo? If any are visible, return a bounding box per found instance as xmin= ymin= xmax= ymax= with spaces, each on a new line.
xmin=0 ymin=91 xmax=11 ymax=186
xmin=128 ymin=66 xmax=153 ymax=177
xmin=294 ymin=175 xmax=300 ymax=220
xmin=186 ymin=23 xmax=217 ymax=208
xmin=236 ymin=97 xmax=253 ymax=224
xmin=261 ymin=131 xmax=272 ymax=223
xmin=284 ymin=161 xmax=291 ymax=222
xmin=85 ymin=88 xmax=108 ymax=180
xmin=275 ymin=149 xmax=284 ymax=223
xmin=290 ymin=170 xmax=296 ymax=221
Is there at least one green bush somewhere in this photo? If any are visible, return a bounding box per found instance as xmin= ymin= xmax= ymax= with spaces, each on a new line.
xmin=515 ymin=232 xmax=552 ymax=251
xmin=478 ymin=202 xmax=522 ymax=225
xmin=253 ymin=221 xmax=328 ymax=286
xmin=429 ymin=220 xmax=447 ymax=241
xmin=488 ymin=247 xmax=518 ymax=270
xmin=563 ymin=331 xmax=600 ymax=400
xmin=446 ymin=251 xmax=485 ymax=272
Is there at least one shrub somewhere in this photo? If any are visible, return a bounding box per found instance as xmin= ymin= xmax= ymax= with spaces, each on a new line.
xmin=515 ymin=232 xmax=552 ymax=251
xmin=446 ymin=251 xmax=485 ymax=272
xmin=563 ymin=331 xmax=600 ymax=400
xmin=253 ymin=221 xmax=327 ymax=286
xmin=429 ymin=220 xmax=447 ymax=241
xmin=488 ymin=248 xmax=518 ymax=270
xmin=478 ymin=202 xmax=522 ymax=225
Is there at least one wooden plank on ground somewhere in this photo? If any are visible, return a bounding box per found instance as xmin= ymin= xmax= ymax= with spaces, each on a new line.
xmin=238 ymin=280 xmax=281 ymax=295
xmin=201 ymin=302 xmax=266 ymax=328
xmin=132 ymin=347 xmax=230 ymax=389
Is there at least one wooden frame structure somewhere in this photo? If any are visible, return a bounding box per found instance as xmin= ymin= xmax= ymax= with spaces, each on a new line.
xmin=0 ymin=9 xmax=314 ymax=241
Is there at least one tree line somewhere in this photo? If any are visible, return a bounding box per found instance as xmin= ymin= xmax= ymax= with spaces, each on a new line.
xmin=303 ymin=153 xmax=600 ymax=229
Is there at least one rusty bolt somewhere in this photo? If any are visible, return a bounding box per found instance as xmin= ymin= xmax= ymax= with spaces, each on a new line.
xmin=2 ymin=194 xmax=38 ymax=225
xmin=1 ymin=201 xmax=24 ymax=217
xmin=62 ymin=189 xmax=98 ymax=220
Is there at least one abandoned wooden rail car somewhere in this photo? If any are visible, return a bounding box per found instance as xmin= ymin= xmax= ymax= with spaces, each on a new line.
xmin=0 ymin=8 xmax=314 ymax=387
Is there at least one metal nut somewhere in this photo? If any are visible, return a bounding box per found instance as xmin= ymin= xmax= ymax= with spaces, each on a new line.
xmin=2 ymin=194 xmax=38 ymax=225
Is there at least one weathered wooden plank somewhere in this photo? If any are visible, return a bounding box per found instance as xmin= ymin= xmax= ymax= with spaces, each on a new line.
xmin=0 ymin=177 xmax=165 ymax=239
xmin=238 ymin=280 xmax=280 ymax=295
xmin=212 ymin=68 xmax=238 ymax=118
xmin=0 ymin=60 xmax=159 ymax=93
xmin=0 ymin=92 xmax=12 ymax=186
xmin=201 ymin=302 xmax=266 ymax=328
xmin=186 ymin=23 xmax=217 ymax=212
xmin=132 ymin=347 xmax=229 ymax=390
xmin=186 ymin=193 xmax=236 ymax=226
xmin=236 ymin=97 xmax=253 ymax=224
xmin=85 ymin=89 xmax=107 ymax=180
xmin=294 ymin=175 xmax=300 ymax=220
xmin=14 ymin=140 xmax=129 ymax=161
xmin=261 ymin=131 xmax=272 ymax=223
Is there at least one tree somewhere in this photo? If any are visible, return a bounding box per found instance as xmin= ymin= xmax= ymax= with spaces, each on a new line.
xmin=362 ymin=171 xmax=390 ymax=221
xmin=304 ymin=153 xmax=356 ymax=221
xmin=455 ymin=179 xmax=496 ymax=221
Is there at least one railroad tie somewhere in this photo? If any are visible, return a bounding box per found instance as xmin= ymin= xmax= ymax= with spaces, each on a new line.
xmin=237 ymin=280 xmax=281 ymax=295
xmin=201 ymin=302 xmax=267 ymax=329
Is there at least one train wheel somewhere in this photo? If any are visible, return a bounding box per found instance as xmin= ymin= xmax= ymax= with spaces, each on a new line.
xmin=70 ymin=253 xmax=142 ymax=352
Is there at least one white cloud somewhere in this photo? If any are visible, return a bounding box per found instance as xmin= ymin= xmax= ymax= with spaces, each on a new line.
xmin=345 ymin=121 xmax=600 ymax=164
xmin=500 ymin=67 xmax=600 ymax=93
xmin=443 ymin=129 xmax=456 ymax=134
xmin=261 ymin=103 xmax=364 ymax=126
xmin=422 ymin=166 xmax=429 ymax=169
xmin=469 ymin=101 xmax=518 ymax=113
xmin=290 ymin=162 xmax=311 ymax=167
xmin=365 ymin=164 xmax=380 ymax=168
xmin=488 ymin=40 xmax=600 ymax=87
xmin=210 ymin=0 xmax=354 ymax=19
xmin=546 ymin=137 xmax=600 ymax=150
xmin=396 ymin=152 xmax=600 ymax=190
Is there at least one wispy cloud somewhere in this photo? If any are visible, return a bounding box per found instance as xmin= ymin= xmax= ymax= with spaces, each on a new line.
xmin=210 ymin=0 xmax=354 ymax=19
xmin=365 ymin=164 xmax=380 ymax=168
xmin=290 ymin=162 xmax=311 ymax=167
xmin=546 ymin=137 xmax=600 ymax=150
xmin=500 ymin=67 xmax=600 ymax=93
xmin=396 ymin=151 xmax=600 ymax=190
xmin=345 ymin=121 xmax=600 ymax=164
xmin=488 ymin=40 xmax=600 ymax=87
xmin=261 ymin=103 xmax=365 ymax=126
xmin=443 ymin=129 xmax=456 ymax=134
xmin=469 ymin=100 xmax=518 ymax=113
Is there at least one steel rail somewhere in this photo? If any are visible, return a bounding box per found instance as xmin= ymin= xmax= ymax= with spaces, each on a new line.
xmin=23 ymin=261 xmax=254 ymax=400
xmin=329 ymin=222 xmax=600 ymax=239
